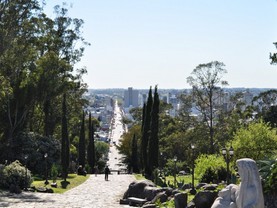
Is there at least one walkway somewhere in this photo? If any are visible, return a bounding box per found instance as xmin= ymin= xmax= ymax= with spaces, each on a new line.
xmin=0 ymin=174 xmax=135 ymax=208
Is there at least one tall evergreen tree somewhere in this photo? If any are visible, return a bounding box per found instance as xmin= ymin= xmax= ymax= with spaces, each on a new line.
xmin=87 ymin=112 xmax=96 ymax=173
xmin=141 ymin=87 xmax=153 ymax=176
xmin=78 ymin=110 xmax=86 ymax=167
xmin=131 ymin=134 xmax=139 ymax=173
xmin=148 ymin=85 xmax=160 ymax=175
xmin=61 ymin=94 xmax=70 ymax=181
xmin=140 ymin=103 xmax=146 ymax=170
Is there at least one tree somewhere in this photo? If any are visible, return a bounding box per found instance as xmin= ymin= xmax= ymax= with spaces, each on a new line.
xmin=231 ymin=120 xmax=277 ymax=161
xmin=131 ymin=134 xmax=139 ymax=173
xmin=148 ymin=85 xmax=160 ymax=175
xmin=61 ymin=94 xmax=70 ymax=181
xmin=187 ymin=61 xmax=228 ymax=154
xmin=87 ymin=112 xmax=96 ymax=173
xmin=78 ymin=110 xmax=86 ymax=168
xmin=141 ymin=87 xmax=153 ymax=176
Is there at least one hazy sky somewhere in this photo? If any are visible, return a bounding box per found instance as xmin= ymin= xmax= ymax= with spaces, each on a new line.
xmin=44 ymin=0 xmax=277 ymax=89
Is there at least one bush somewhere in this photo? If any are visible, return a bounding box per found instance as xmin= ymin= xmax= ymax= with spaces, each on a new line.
xmin=0 ymin=160 xmax=32 ymax=191
xmin=195 ymin=154 xmax=227 ymax=183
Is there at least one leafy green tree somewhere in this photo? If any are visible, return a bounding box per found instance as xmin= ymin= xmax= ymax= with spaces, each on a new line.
xmin=118 ymin=124 xmax=141 ymax=172
xmin=187 ymin=61 xmax=228 ymax=154
xmin=148 ymin=85 xmax=160 ymax=175
xmin=61 ymin=94 xmax=70 ymax=181
xmin=231 ymin=120 xmax=277 ymax=161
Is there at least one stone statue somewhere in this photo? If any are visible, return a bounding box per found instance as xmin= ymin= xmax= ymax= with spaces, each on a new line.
xmin=211 ymin=158 xmax=264 ymax=208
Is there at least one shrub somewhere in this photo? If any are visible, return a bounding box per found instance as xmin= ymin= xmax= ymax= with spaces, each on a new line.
xmin=195 ymin=154 xmax=227 ymax=183
xmin=0 ymin=160 xmax=32 ymax=191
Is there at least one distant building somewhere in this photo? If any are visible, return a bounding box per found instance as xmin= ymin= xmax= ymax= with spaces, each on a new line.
xmin=124 ymin=87 xmax=139 ymax=108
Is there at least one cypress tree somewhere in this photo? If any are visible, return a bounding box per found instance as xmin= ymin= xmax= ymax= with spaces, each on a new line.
xmin=131 ymin=134 xmax=139 ymax=173
xmin=148 ymin=85 xmax=160 ymax=175
xmin=78 ymin=110 xmax=86 ymax=168
xmin=141 ymin=87 xmax=153 ymax=176
xmin=140 ymin=103 xmax=146 ymax=171
xmin=61 ymin=94 xmax=70 ymax=181
xmin=87 ymin=112 xmax=96 ymax=173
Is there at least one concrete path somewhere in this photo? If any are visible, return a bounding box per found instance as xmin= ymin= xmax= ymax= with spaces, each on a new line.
xmin=0 ymin=174 xmax=135 ymax=208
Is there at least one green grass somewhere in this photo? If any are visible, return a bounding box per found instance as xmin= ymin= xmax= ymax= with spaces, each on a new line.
xmin=31 ymin=174 xmax=89 ymax=194
xmin=134 ymin=174 xmax=146 ymax=180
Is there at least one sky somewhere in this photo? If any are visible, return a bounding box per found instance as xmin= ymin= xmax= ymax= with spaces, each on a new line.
xmin=44 ymin=0 xmax=277 ymax=89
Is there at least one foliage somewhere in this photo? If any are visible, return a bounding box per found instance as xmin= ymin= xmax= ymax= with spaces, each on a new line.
xmin=118 ymin=124 xmax=141 ymax=172
xmin=194 ymin=154 xmax=226 ymax=181
xmin=231 ymin=120 xmax=277 ymax=161
xmin=0 ymin=132 xmax=60 ymax=175
xmin=87 ymin=112 xmax=96 ymax=173
xmin=267 ymin=161 xmax=277 ymax=194
xmin=141 ymin=87 xmax=153 ymax=176
xmin=0 ymin=160 xmax=32 ymax=190
xmin=131 ymin=134 xmax=139 ymax=173
xmin=95 ymin=141 xmax=109 ymax=171
xmin=78 ymin=111 xmax=86 ymax=167
xmin=61 ymin=94 xmax=70 ymax=181
xmin=51 ymin=163 xmax=59 ymax=183
xmin=258 ymin=159 xmax=277 ymax=194
xmin=187 ymin=61 xmax=228 ymax=154
xmin=149 ymin=85 xmax=160 ymax=175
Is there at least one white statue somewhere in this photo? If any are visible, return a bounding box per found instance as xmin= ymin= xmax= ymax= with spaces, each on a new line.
xmin=211 ymin=158 xmax=264 ymax=208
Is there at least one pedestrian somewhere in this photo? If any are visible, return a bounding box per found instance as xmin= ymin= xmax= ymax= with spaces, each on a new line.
xmin=104 ymin=165 xmax=110 ymax=181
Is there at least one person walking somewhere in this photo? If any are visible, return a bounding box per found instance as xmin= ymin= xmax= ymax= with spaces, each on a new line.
xmin=104 ymin=165 xmax=110 ymax=181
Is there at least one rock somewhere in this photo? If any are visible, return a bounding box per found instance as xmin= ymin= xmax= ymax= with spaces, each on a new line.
xmin=142 ymin=204 xmax=157 ymax=208
xmin=36 ymin=187 xmax=48 ymax=193
xmin=119 ymin=198 xmax=129 ymax=205
xmin=193 ymin=191 xmax=217 ymax=208
xmin=123 ymin=180 xmax=156 ymax=199
xmin=172 ymin=189 xmax=180 ymax=196
xmin=195 ymin=183 xmax=207 ymax=189
xmin=151 ymin=191 xmax=168 ymax=204
xmin=143 ymin=186 xmax=163 ymax=201
xmin=203 ymin=184 xmax=218 ymax=191
xmin=187 ymin=201 xmax=196 ymax=208
xmin=162 ymin=187 xmax=173 ymax=196
xmin=181 ymin=183 xmax=191 ymax=190
xmin=174 ymin=192 xmax=188 ymax=208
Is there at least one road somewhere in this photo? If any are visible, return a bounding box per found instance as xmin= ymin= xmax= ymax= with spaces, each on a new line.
xmin=108 ymin=101 xmax=127 ymax=172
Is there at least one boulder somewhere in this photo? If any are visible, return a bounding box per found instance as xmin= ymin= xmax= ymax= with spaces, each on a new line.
xmin=202 ymin=184 xmax=218 ymax=191
xmin=181 ymin=183 xmax=191 ymax=190
xmin=142 ymin=204 xmax=157 ymax=208
xmin=143 ymin=186 xmax=163 ymax=201
xmin=195 ymin=183 xmax=207 ymax=189
xmin=151 ymin=191 xmax=168 ymax=204
xmin=174 ymin=192 xmax=188 ymax=208
xmin=193 ymin=191 xmax=217 ymax=208
xmin=123 ymin=180 xmax=156 ymax=199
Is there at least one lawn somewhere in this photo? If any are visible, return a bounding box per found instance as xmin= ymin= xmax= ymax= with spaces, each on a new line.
xmin=32 ymin=174 xmax=89 ymax=194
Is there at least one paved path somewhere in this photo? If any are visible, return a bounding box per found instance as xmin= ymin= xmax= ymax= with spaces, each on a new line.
xmin=0 ymin=174 xmax=135 ymax=208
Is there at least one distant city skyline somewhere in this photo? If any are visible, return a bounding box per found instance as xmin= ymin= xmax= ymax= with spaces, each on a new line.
xmin=44 ymin=0 xmax=277 ymax=89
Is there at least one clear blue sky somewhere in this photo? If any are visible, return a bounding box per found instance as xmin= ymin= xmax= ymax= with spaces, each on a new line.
xmin=44 ymin=0 xmax=277 ymax=89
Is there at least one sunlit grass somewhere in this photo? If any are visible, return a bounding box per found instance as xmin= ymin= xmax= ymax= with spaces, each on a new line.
xmin=134 ymin=174 xmax=146 ymax=180
xmin=31 ymin=174 xmax=89 ymax=194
